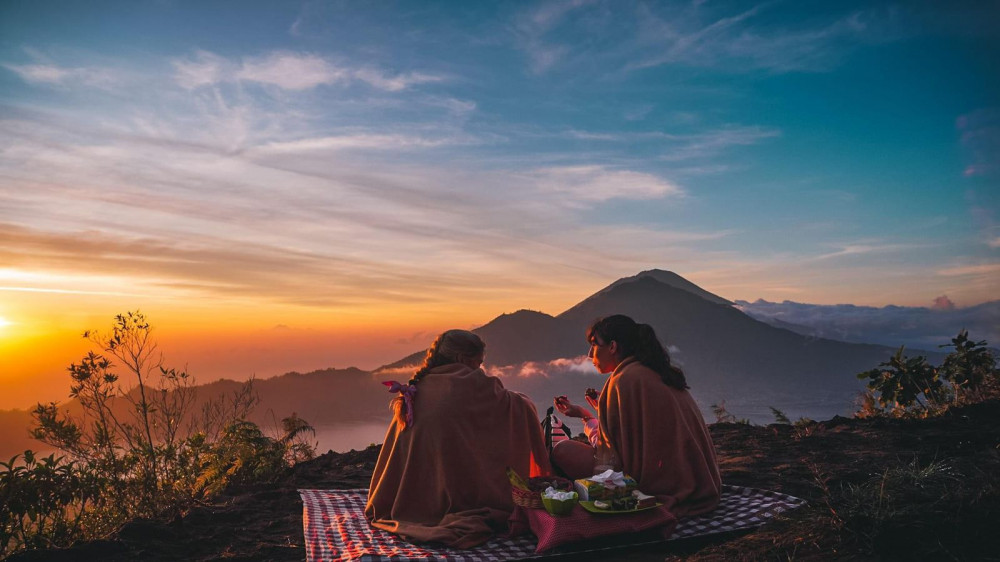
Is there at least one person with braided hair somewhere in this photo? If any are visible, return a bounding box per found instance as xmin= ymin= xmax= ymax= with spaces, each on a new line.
xmin=552 ymin=315 xmax=721 ymax=517
xmin=365 ymin=329 xmax=551 ymax=548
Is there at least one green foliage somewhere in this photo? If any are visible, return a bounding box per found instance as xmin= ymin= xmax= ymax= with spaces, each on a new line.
xmin=769 ymin=407 xmax=791 ymax=425
xmin=4 ymin=311 xmax=316 ymax=558
xmin=835 ymin=459 xmax=968 ymax=556
xmin=0 ymin=452 xmax=101 ymax=555
xmin=797 ymin=455 xmax=999 ymax=561
xmin=279 ymin=412 xmax=317 ymax=465
xmin=711 ymin=401 xmax=736 ymax=424
xmin=195 ymin=421 xmax=286 ymax=497
xmin=856 ymin=346 xmax=947 ymax=415
xmin=856 ymin=330 xmax=999 ymax=418
xmin=710 ymin=401 xmax=750 ymax=425
xmin=938 ymin=329 xmax=999 ymax=401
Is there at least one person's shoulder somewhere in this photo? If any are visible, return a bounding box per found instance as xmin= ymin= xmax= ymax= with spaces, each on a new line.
xmin=616 ymin=359 xmax=658 ymax=382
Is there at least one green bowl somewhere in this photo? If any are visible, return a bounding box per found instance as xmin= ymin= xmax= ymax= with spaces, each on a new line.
xmin=541 ymin=492 xmax=579 ymax=516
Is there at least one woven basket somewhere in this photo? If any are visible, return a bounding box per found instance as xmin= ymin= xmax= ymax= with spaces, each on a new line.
xmin=511 ymin=486 xmax=544 ymax=509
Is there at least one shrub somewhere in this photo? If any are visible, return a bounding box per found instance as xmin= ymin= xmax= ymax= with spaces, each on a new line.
xmin=856 ymin=347 xmax=947 ymax=415
xmin=938 ymin=329 xmax=999 ymax=402
xmin=856 ymin=330 xmax=998 ymax=418
xmin=710 ymin=401 xmax=750 ymax=425
xmin=3 ymin=311 xmax=315 ymax=558
xmin=0 ymin=451 xmax=101 ymax=554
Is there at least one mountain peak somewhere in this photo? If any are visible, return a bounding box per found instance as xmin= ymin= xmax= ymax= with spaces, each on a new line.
xmin=602 ymin=269 xmax=732 ymax=306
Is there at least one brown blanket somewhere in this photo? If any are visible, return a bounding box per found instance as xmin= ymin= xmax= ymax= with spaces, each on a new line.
xmin=597 ymin=357 xmax=722 ymax=516
xmin=365 ymin=363 xmax=551 ymax=548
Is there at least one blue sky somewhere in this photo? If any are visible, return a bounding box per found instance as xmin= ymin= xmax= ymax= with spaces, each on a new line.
xmin=1 ymin=0 xmax=998 ymax=329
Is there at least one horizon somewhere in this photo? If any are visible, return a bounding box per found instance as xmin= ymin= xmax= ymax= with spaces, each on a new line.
xmin=1 ymin=1 xmax=998 ymax=409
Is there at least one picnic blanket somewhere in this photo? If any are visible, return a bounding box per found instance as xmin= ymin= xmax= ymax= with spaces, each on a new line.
xmin=299 ymin=485 xmax=806 ymax=562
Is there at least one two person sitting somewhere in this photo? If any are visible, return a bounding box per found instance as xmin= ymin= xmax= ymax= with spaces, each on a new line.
xmin=365 ymin=315 xmax=722 ymax=548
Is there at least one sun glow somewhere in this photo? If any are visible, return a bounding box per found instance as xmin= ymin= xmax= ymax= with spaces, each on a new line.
xmin=0 ymin=316 xmax=11 ymax=330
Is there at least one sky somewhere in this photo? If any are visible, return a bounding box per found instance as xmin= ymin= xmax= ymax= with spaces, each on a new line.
xmin=1 ymin=0 xmax=998 ymax=409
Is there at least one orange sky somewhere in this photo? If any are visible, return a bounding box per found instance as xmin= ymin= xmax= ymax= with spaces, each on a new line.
xmin=0 ymin=271 xmax=586 ymax=410
xmin=4 ymin=261 xmax=997 ymax=410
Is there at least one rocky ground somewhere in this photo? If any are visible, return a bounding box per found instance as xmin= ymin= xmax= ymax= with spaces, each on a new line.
xmin=9 ymin=400 xmax=1000 ymax=561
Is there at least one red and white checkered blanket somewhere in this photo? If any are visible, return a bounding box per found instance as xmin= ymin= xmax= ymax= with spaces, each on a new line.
xmin=299 ymin=485 xmax=805 ymax=562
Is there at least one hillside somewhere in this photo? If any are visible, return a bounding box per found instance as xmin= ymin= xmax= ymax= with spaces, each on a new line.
xmin=12 ymin=400 xmax=999 ymax=561
xmin=0 ymin=367 xmax=391 ymax=459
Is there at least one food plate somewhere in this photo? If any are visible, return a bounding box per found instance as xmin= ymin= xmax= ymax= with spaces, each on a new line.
xmin=579 ymin=500 xmax=662 ymax=515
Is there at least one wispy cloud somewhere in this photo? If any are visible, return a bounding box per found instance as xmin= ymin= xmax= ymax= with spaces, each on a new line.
xmin=236 ymin=52 xmax=348 ymax=90
xmin=3 ymin=62 xmax=120 ymax=89
xmin=352 ymin=68 xmax=444 ymax=92
xmin=541 ymin=124 xmax=779 ymax=161
xmin=505 ymin=1 xmax=906 ymax=76
xmin=659 ymin=126 xmax=780 ymax=161
xmin=629 ymin=4 xmax=902 ymax=73
xmin=512 ymin=0 xmax=595 ymax=73
xmin=171 ymin=50 xmax=444 ymax=92
xmin=957 ymin=107 xmax=999 ymax=177
xmin=528 ymin=165 xmax=684 ymax=202
xmin=937 ymin=263 xmax=1000 ymax=277
xmin=252 ymin=133 xmax=461 ymax=154
xmin=809 ymin=242 xmax=930 ymax=262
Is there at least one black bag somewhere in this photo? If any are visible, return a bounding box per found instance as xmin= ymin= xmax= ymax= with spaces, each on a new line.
xmin=541 ymin=406 xmax=573 ymax=452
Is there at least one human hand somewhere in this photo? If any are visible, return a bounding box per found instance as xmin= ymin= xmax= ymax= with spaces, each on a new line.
xmin=584 ymin=388 xmax=599 ymax=410
xmin=554 ymin=395 xmax=592 ymax=419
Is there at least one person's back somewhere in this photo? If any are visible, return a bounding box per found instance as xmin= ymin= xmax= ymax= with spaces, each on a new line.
xmin=365 ymin=330 xmax=550 ymax=548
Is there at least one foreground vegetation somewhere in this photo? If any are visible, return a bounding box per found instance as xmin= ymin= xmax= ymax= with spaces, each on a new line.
xmin=0 ymin=312 xmax=316 ymax=559
xmin=693 ymin=329 xmax=1000 ymax=561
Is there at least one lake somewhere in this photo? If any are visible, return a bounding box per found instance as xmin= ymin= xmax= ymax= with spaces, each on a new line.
xmin=313 ymin=421 xmax=389 ymax=454
xmin=311 ymin=392 xmax=857 ymax=454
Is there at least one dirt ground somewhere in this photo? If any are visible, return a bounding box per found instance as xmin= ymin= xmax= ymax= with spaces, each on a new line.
xmin=8 ymin=400 xmax=1000 ymax=561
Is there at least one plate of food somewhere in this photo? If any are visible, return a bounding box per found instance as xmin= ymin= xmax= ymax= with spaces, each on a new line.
xmin=579 ymin=491 xmax=660 ymax=514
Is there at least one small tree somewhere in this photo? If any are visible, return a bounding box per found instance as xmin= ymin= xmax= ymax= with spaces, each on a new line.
xmin=856 ymin=347 xmax=947 ymax=416
xmin=7 ymin=311 xmax=316 ymax=558
xmin=938 ymin=330 xmax=999 ymax=402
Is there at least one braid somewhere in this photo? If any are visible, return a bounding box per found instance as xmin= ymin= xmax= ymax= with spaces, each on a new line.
xmin=391 ymin=329 xmax=485 ymax=429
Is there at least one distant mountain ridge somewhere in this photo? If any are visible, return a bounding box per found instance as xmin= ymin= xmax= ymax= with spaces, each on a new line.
xmin=736 ymin=298 xmax=1000 ymax=352
xmin=4 ymin=270 xmax=963 ymax=458
xmin=378 ymin=270 xmax=941 ymax=422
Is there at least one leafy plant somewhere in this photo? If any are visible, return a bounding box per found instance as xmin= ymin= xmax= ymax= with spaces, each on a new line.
xmin=5 ymin=311 xmax=316 ymax=558
xmin=856 ymin=346 xmax=947 ymax=415
xmin=938 ymin=329 xmax=999 ymax=402
xmin=710 ymin=401 xmax=750 ymax=425
xmin=856 ymin=331 xmax=998 ymax=418
xmin=711 ymin=401 xmax=736 ymax=424
xmin=769 ymin=407 xmax=791 ymax=425
xmin=0 ymin=452 xmax=102 ymax=556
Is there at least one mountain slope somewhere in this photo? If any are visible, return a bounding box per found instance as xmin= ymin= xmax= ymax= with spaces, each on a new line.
xmin=557 ymin=276 xmax=919 ymax=397
xmin=593 ymin=269 xmax=732 ymax=307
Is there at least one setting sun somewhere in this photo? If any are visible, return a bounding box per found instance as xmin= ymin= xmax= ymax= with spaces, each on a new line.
xmin=0 ymin=316 xmax=11 ymax=329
